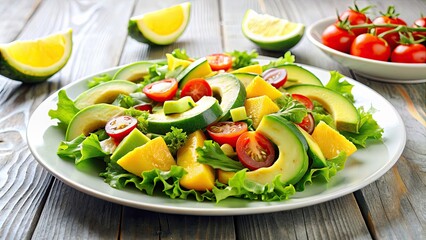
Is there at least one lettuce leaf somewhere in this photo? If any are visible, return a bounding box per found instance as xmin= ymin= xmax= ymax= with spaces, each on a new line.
xmin=228 ymin=50 xmax=259 ymax=69
xmin=196 ymin=140 xmax=245 ymax=172
xmin=325 ymin=71 xmax=354 ymax=103
xmin=262 ymin=51 xmax=295 ymax=71
xmin=342 ymin=106 xmax=384 ymax=147
xmin=48 ymin=90 xmax=80 ymax=129
xmin=57 ymin=133 xmax=109 ymax=165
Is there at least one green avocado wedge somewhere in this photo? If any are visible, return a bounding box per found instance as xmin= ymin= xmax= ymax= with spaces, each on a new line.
xmin=112 ymin=61 xmax=163 ymax=82
xmin=286 ymin=84 xmax=360 ymax=133
xmin=245 ymin=115 xmax=309 ymax=185
xmin=274 ymin=64 xmax=323 ymax=88
xmin=176 ymin=57 xmax=212 ymax=86
xmin=110 ymin=128 xmax=150 ymax=162
xmin=206 ymin=73 xmax=247 ymax=121
xmin=147 ymin=96 xmax=222 ymax=135
xmin=73 ymin=80 xmax=138 ymax=110
xmin=66 ymin=104 xmax=125 ymax=141
xmin=296 ymin=125 xmax=327 ymax=168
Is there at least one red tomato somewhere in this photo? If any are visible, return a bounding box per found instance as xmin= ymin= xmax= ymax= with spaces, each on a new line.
xmin=298 ymin=113 xmax=315 ymax=134
xmin=206 ymin=121 xmax=248 ymax=147
xmin=206 ymin=53 xmax=233 ymax=71
xmin=143 ymin=78 xmax=178 ymax=102
xmin=134 ymin=103 xmax=153 ymax=113
xmin=291 ymin=94 xmax=314 ymax=110
xmin=236 ymin=131 xmax=276 ymax=171
xmin=261 ymin=68 xmax=288 ymax=88
xmin=180 ymin=78 xmax=213 ymax=102
xmin=338 ymin=7 xmax=372 ymax=36
xmin=391 ymin=44 xmax=426 ymax=63
xmin=350 ymin=33 xmax=391 ymax=61
xmin=105 ymin=116 xmax=137 ymax=142
xmin=372 ymin=7 xmax=407 ymax=50
xmin=412 ymin=17 xmax=426 ymax=40
xmin=322 ymin=24 xmax=356 ymax=53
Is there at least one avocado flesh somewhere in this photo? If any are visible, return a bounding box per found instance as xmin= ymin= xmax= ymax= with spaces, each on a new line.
xmin=147 ymin=96 xmax=222 ymax=135
xmin=274 ymin=64 xmax=323 ymax=88
xmin=176 ymin=57 xmax=212 ymax=86
xmin=74 ymin=80 xmax=138 ymax=109
xmin=246 ymin=115 xmax=309 ymax=185
xmin=297 ymin=125 xmax=327 ymax=168
xmin=66 ymin=104 xmax=125 ymax=141
xmin=112 ymin=61 xmax=159 ymax=81
xmin=206 ymin=73 xmax=247 ymax=121
xmin=163 ymin=96 xmax=196 ymax=115
xmin=286 ymin=84 xmax=360 ymax=133
xmin=110 ymin=128 xmax=150 ymax=162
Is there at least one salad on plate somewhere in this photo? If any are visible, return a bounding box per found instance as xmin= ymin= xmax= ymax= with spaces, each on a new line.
xmin=48 ymin=49 xmax=383 ymax=203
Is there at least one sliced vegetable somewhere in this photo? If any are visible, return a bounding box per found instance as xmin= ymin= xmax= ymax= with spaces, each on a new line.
xmin=207 ymin=53 xmax=233 ymax=71
xmin=105 ymin=116 xmax=138 ymax=142
xmin=236 ymin=131 xmax=276 ymax=170
xmin=207 ymin=121 xmax=248 ymax=147
xmin=180 ymin=78 xmax=212 ymax=102
xmin=261 ymin=68 xmax=288 ymax=88
xmin=143 ymin=78 xmax=178 ymax=102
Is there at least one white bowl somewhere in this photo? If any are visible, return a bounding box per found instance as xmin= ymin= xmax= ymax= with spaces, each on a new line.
xmin=307 ymin=17 xmax=426 ymax=83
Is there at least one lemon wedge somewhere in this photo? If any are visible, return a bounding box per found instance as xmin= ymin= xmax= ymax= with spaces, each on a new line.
xmin=0 ymin=29 xmax=72 ymax=83
xmin=128 ymin=2 xmax=191 ymax=45
xmin=242 ymin=9 xmax=304 ymax=51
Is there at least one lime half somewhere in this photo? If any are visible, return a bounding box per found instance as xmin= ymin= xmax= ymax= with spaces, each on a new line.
xmin=0 ymin=29 xmax=73 ymax=83
xmin=242 ymin=9 xmax=304 ymax=51
xmin=128 ymin=2 xmax=191 ymax=45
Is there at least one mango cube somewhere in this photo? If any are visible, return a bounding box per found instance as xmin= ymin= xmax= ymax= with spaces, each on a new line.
xmin=245 ymin=95 xmax=280 ymax=128
xmin=245 ymin=76 xmax=282 ymax=100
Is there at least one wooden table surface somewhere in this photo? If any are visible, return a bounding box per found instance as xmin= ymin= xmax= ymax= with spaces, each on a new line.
xmin=1 ymin=0 xmax=425 ymax=239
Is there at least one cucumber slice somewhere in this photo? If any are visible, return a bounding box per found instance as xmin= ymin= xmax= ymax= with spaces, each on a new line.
xmin=147 ymin=96 xmax=222 ymax=134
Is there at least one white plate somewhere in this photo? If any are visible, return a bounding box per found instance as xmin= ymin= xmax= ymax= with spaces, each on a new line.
xmin=307 ymin=17 xmax=426 ymax=83
xmin=27 ymin=63 xmax=406 ymax=216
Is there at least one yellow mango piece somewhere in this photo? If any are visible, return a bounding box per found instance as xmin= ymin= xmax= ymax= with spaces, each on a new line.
xmin=311 ymin=121 xmax=357 ymax=159
xmin=177 ymin=130 xmax=215 ymax=191
xmin=245 ymin=95 xmax=280 ymax=128
xmin=117 ymin=137 xmax=176 ymax=177
xmin=231 ymin=64 xmax=263 ymax=74
xmin=246 ymin=75 xmax=282 ymax=100
xmin=166 ymin=53 xmax=192 ymax=71
xmin=217 ymin=169 xmax=235 ymax=185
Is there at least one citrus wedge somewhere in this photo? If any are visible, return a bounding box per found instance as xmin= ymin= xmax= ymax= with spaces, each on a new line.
xmin=128 ymin=2 xmax=191 ymax=45
xmin=0 ymin=29 xmax=72 ymax=83
xmin=242 ymin=9 xmax=304 ymax=51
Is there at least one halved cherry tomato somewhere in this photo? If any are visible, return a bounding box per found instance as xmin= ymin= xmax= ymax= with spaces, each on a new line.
xmin=298 ymin=113 xmax=315 ymax=134
xmin=143 ymin=78 xmax=178 ymax=102
xmin=350 ymin=33 xmax=391 ymax=61
xmin=261 ymin=68 xmax=288 ymax=88
xmin=206 ymin=121 xmax=248 ymax=147
xmin=291 ymin=94 xmax=314 ymax=110
xmin=322 ymin=23 xmax=356 ymax=53
xmin=180 ymin=78 xmax=213 ymax=102
xmin=207 ymin=53 xmax=233 ymax=71
xmin=391 ymin=44 xmax=426 ymax=63
xmin=105 ymin=116 xmax=137 ymax=142
xmin=236 ymin=131 xmax=276 ymax=171
xmin=134 ymin=103 xmax=153 ymax=113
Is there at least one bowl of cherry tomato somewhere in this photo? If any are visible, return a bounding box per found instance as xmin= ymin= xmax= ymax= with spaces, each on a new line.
xmin=307 ymin=6 xmax=426 ymax=83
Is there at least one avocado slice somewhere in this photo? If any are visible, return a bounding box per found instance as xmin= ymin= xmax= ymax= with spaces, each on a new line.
xmin=296 ymin=125 xmax=327 ymax=168
xmin=246 ymin=115 xmax=309 ymax=185
xmin=110 ymin=128 xmax=150 ymax=162
xmin=176 ymin=57 xmax=212 ymax=86
xmin=286 ymin=84 xmax=360 ymax=133
xmin=66 ymin=104 xmax=125 ymax=141
xmin=112 ymin=61 xmax=161 ymax=82
xmin=274 ymin=64 xmax=323 ymax=88
xmin=232 ymin=72 xmax=258 ymax=88
xmin=74 ymin=80 xmax=138 ymax=109
xmin=147 ymin=96 xmax=222 ymax=134
xmin=163 ymin=96 xmax=196 ymax=115
xmin=206 ymin=73 xmax=247 ymax=121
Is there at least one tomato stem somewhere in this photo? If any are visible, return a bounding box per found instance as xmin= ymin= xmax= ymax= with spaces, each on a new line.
xmin=348 ymin=23 xmax=426 ymax=32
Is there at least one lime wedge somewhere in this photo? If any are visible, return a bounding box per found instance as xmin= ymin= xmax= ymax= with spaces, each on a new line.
xmin=242 ymin=9 xmax=304 ymax=51
xmin=128 ymin=2 xmax=191 ymax=45
xmin=0 ymin=29 xmax=73 ymax=83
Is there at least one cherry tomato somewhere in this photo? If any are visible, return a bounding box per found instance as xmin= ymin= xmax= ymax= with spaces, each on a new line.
xmin=207 ymin=53 xmax=233 ymax=71
xmin=206 ymin=121 xmax=248 ymax=147
xmin=143 ymin=78 xmax=178 ymax=102
xmin=322 ymin=24 xmax=356 ymax=53
xmin=134 ymin=103 xmax=153 ymax=113
xmin=391 ymin=44 xmax=426 ymax=63
xmin=291 ymin=94 xmax=314 ymax=110
xmin=105 ymin=116 xmax=137 ymax=142
xmin=180 ymin=78 xmax=213 ymax=102
xmin=261 ymin=68 xmax=288 ymax=88
xmin=350 ymin=33 xmax=391 ymax=61
xmin=236 ymin=131 xmax=276 ymax=171
xmin=338 ymin=7 xmax=372 ymax=36
xmin=298 ymin=113 xmax=315 ymax=134
xmin=372 ymin=7 xmax=407 ymax=50
xmin=412 ymin=17 xmax=426 ymax=40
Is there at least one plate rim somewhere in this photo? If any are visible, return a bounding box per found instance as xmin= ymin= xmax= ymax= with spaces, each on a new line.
xmin=26 ymin=60 xmax=406 ymax=216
